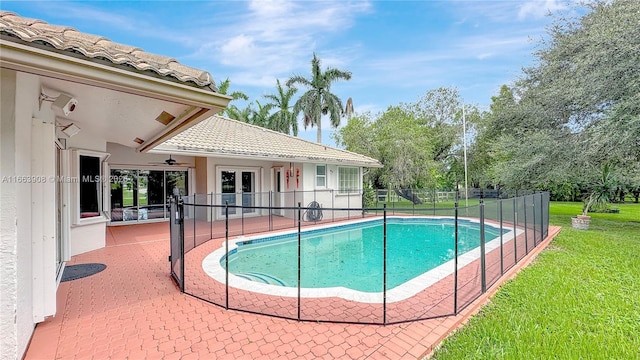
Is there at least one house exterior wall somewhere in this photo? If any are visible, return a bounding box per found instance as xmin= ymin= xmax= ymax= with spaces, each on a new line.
xmin=67 ymin=132 xmax=108 ymax=255
xmin=299 ymin=163 xmax=363 ymax=220
xmin=194 ymin=157 xmax=208 ymax=194
xmin=0 ymin=69 xmax=58 ymax=360
xmin=189 ymin=159 xmax=364 ymax=221
xmin=1 ymin=67 xmax=22 ymax=360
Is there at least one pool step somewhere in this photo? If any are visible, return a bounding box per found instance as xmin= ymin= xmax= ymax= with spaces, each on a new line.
xmin=235 ymin=272 xmax=287 ymax=286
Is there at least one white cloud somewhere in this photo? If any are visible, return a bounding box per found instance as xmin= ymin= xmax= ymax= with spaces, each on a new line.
xmin=518 ymin=0 xmax=568 ymax=20
xmin=248 ymin=0 xmax=294 ymax=17
xmin=191 ymin=0 xmax=372 ymax=87
xmin=362 ymin=29 xmax=534 ymax=91
xmin=220 ymin=34 xmax=256 ymax=59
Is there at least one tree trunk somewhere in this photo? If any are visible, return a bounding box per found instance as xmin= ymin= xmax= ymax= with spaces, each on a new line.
xmin=316 ymin=119 xmax=322 ymax=143
xmin=394 ymin=189 xmax=423 ymax=205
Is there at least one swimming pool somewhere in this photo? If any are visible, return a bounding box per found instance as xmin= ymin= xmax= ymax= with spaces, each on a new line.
xmin=202 ymin=217 xmax=520 ymax=303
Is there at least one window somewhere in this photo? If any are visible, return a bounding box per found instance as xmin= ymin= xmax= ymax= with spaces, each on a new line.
xmin=338 ymin=167 xmax=359 ymax=194
xmin=74 ymin=150 xmax=109 ymax=224
xmin=316 ymin=165 xmax=326 ymax=187
xmin=79 ymin=155 xmax=102 ymax=219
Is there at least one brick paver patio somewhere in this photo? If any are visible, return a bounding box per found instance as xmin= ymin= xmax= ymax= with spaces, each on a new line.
xmin=24 ymin=220 xmax=561 ymax=359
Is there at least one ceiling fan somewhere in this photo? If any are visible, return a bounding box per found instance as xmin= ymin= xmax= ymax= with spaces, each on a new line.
xmin=149 ymin=155 xmax=189 ymax=166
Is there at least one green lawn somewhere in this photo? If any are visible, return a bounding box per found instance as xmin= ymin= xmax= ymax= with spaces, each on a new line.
xmin=431 ymin=202 xmax=640 ymax=359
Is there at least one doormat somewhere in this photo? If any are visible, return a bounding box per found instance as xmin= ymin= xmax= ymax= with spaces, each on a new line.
xmin=61 ymin=263 xmax=107 ymax=282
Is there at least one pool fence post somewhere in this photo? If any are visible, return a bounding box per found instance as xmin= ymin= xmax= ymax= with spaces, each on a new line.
xmin=391 ymin=187 xmax=395 ymax=215
xmin=178 ymin=197 xmax=185 ymax=293
xmin=523 ymin=195 xmax=529 ymax=255
xmin=268 ymin=191 xmax=272 ymax=231
xmin=210 ymin=192 xmax=213 ymax=240
xmin=297 ymin=202 xmax=302 ymax=321
xmin=313 ymin=190 xmax=317 ymax=223
xmin=187 ymin=193 xmax=196 ymax=249
xmin=383 ymin=204 xmax=387 ymax=325
xmin=192 ymin=194 xmax=196 ymax=250
xmin=539 ymin=192 xmax=544 ymax=245
xmin=454 ymin=185 xmax=459 ymax=314
xmin=225 ymin=201 xmax=229 ymax=310
xmin=513 ymin=197 xmax=518 ymax=264
xmin=480 ymin=193 xmax=486 ymax=294
xmin=332 ymin=189 xmax=335 ymax=223
xmin=432 ymin=188 xmax=436 ymax=216
xmin=412 ymin=189 xmax=415 ymax=216
xmin=375 ymin=189 xmax=379 ymax=216
xmin=348 ymin=190 xmax=351 ymax=220
xmin=241 ymin=196 xmax=245 ymax=236
xmin=499 ymin=196 xmax=504 ymax=276
xmin=532 ymin=194 xmax=537 ymax=247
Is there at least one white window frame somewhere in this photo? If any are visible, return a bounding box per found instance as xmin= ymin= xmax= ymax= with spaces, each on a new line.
xmin=316 ymin=164 xmax=327 ymax=188
xmin=73 ymin=149 xmax=110 ymax=225
xmin=337 ymin=166 xmax=360 ymax=195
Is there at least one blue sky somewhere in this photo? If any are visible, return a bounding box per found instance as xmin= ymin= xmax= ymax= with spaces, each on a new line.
xmin=3 ymin=0 xmax=579 ymax=146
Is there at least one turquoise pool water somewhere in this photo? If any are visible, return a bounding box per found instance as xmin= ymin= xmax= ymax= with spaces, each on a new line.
xmin=223 ymin=218 xmax=505 ymax=293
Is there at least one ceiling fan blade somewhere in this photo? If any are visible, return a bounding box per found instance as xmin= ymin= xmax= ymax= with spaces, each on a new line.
xmin=148 ymin=155 xmax=189 ymax=166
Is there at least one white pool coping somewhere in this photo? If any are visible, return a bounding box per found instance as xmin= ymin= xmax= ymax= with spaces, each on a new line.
xmin=201 ymin=216 xmax=525 ymax=304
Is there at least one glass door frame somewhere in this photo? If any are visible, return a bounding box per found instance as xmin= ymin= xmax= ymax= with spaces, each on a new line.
xmin=108 ymin=165 xmax=189 ymax=225
xmin=55 ymin=139 xmax=70 ymax=282
xmin=272 ymin=167 xmax=283 ymax=216
xmin=216 ymin=166 xmax=260 ymax=219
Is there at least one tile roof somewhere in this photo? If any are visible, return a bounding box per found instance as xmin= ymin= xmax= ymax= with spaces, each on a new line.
xmin=157 ymin=115 xmax=383 ymax=167
xmin=0 ymin=11 xmax=217 ymax=92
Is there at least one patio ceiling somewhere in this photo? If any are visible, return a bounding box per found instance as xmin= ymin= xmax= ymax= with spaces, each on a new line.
xmin=38 ymin=76 xmax=204 ymax=149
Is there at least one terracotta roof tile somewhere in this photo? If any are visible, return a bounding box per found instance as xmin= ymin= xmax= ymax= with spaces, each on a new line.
xmin=0 ymin=11 xmax=217 ymax=92
xmin=157 ymin=115 xmax=382 ymax=167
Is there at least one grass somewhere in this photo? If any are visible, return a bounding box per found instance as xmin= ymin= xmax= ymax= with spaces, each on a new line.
xmin=430 ymin=202 xmax=640 ymax=359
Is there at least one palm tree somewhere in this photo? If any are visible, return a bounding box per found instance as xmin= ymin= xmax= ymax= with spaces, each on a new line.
xmin=263 ymin=79 xmax=298 ymax=135
xmin=250 ymin=100 xmax=273 ymax=128
xmin=216 ymin=78 xmax=249 ymax=117
xmin=287 ymin=53 xmax=352 ymax=143
xmin=217 ymin=78 xmax=249 ymax=101
xmin=226 ymin=103 xmax=253 ymax=123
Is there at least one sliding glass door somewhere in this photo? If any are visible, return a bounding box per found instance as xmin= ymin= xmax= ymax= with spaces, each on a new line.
xmin=221 ymin=170 xmax=237 ymax=215
xmin=110 ymin=169 xmax=137 ymax=221
xmin=241 ymin=171 xmax=256 ymax=213
xmin=110 ymin=168 xmax=187 ymax=223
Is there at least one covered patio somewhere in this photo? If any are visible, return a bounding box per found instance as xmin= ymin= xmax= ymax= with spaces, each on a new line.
xmin=25 ymin=221 xmax=560 ymax=359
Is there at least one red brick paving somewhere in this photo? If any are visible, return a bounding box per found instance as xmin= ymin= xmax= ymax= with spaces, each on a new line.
xmin=25 ymin=219 xmax=560 ymax=360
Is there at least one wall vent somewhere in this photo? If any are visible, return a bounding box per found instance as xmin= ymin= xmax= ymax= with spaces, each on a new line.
xmin=155 ymin=111 xmax=175 ymax=125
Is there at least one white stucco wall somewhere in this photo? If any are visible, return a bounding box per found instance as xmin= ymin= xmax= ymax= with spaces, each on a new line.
xmin=66 ymin=127 xmax=108 ymax=255
xmin=1 ymin=67 xmax=21 ymax=360
xmin=298 ymin=163 xmax=363 ymax=220
xmin=0 ymin=69 xmax=59 ymax=360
